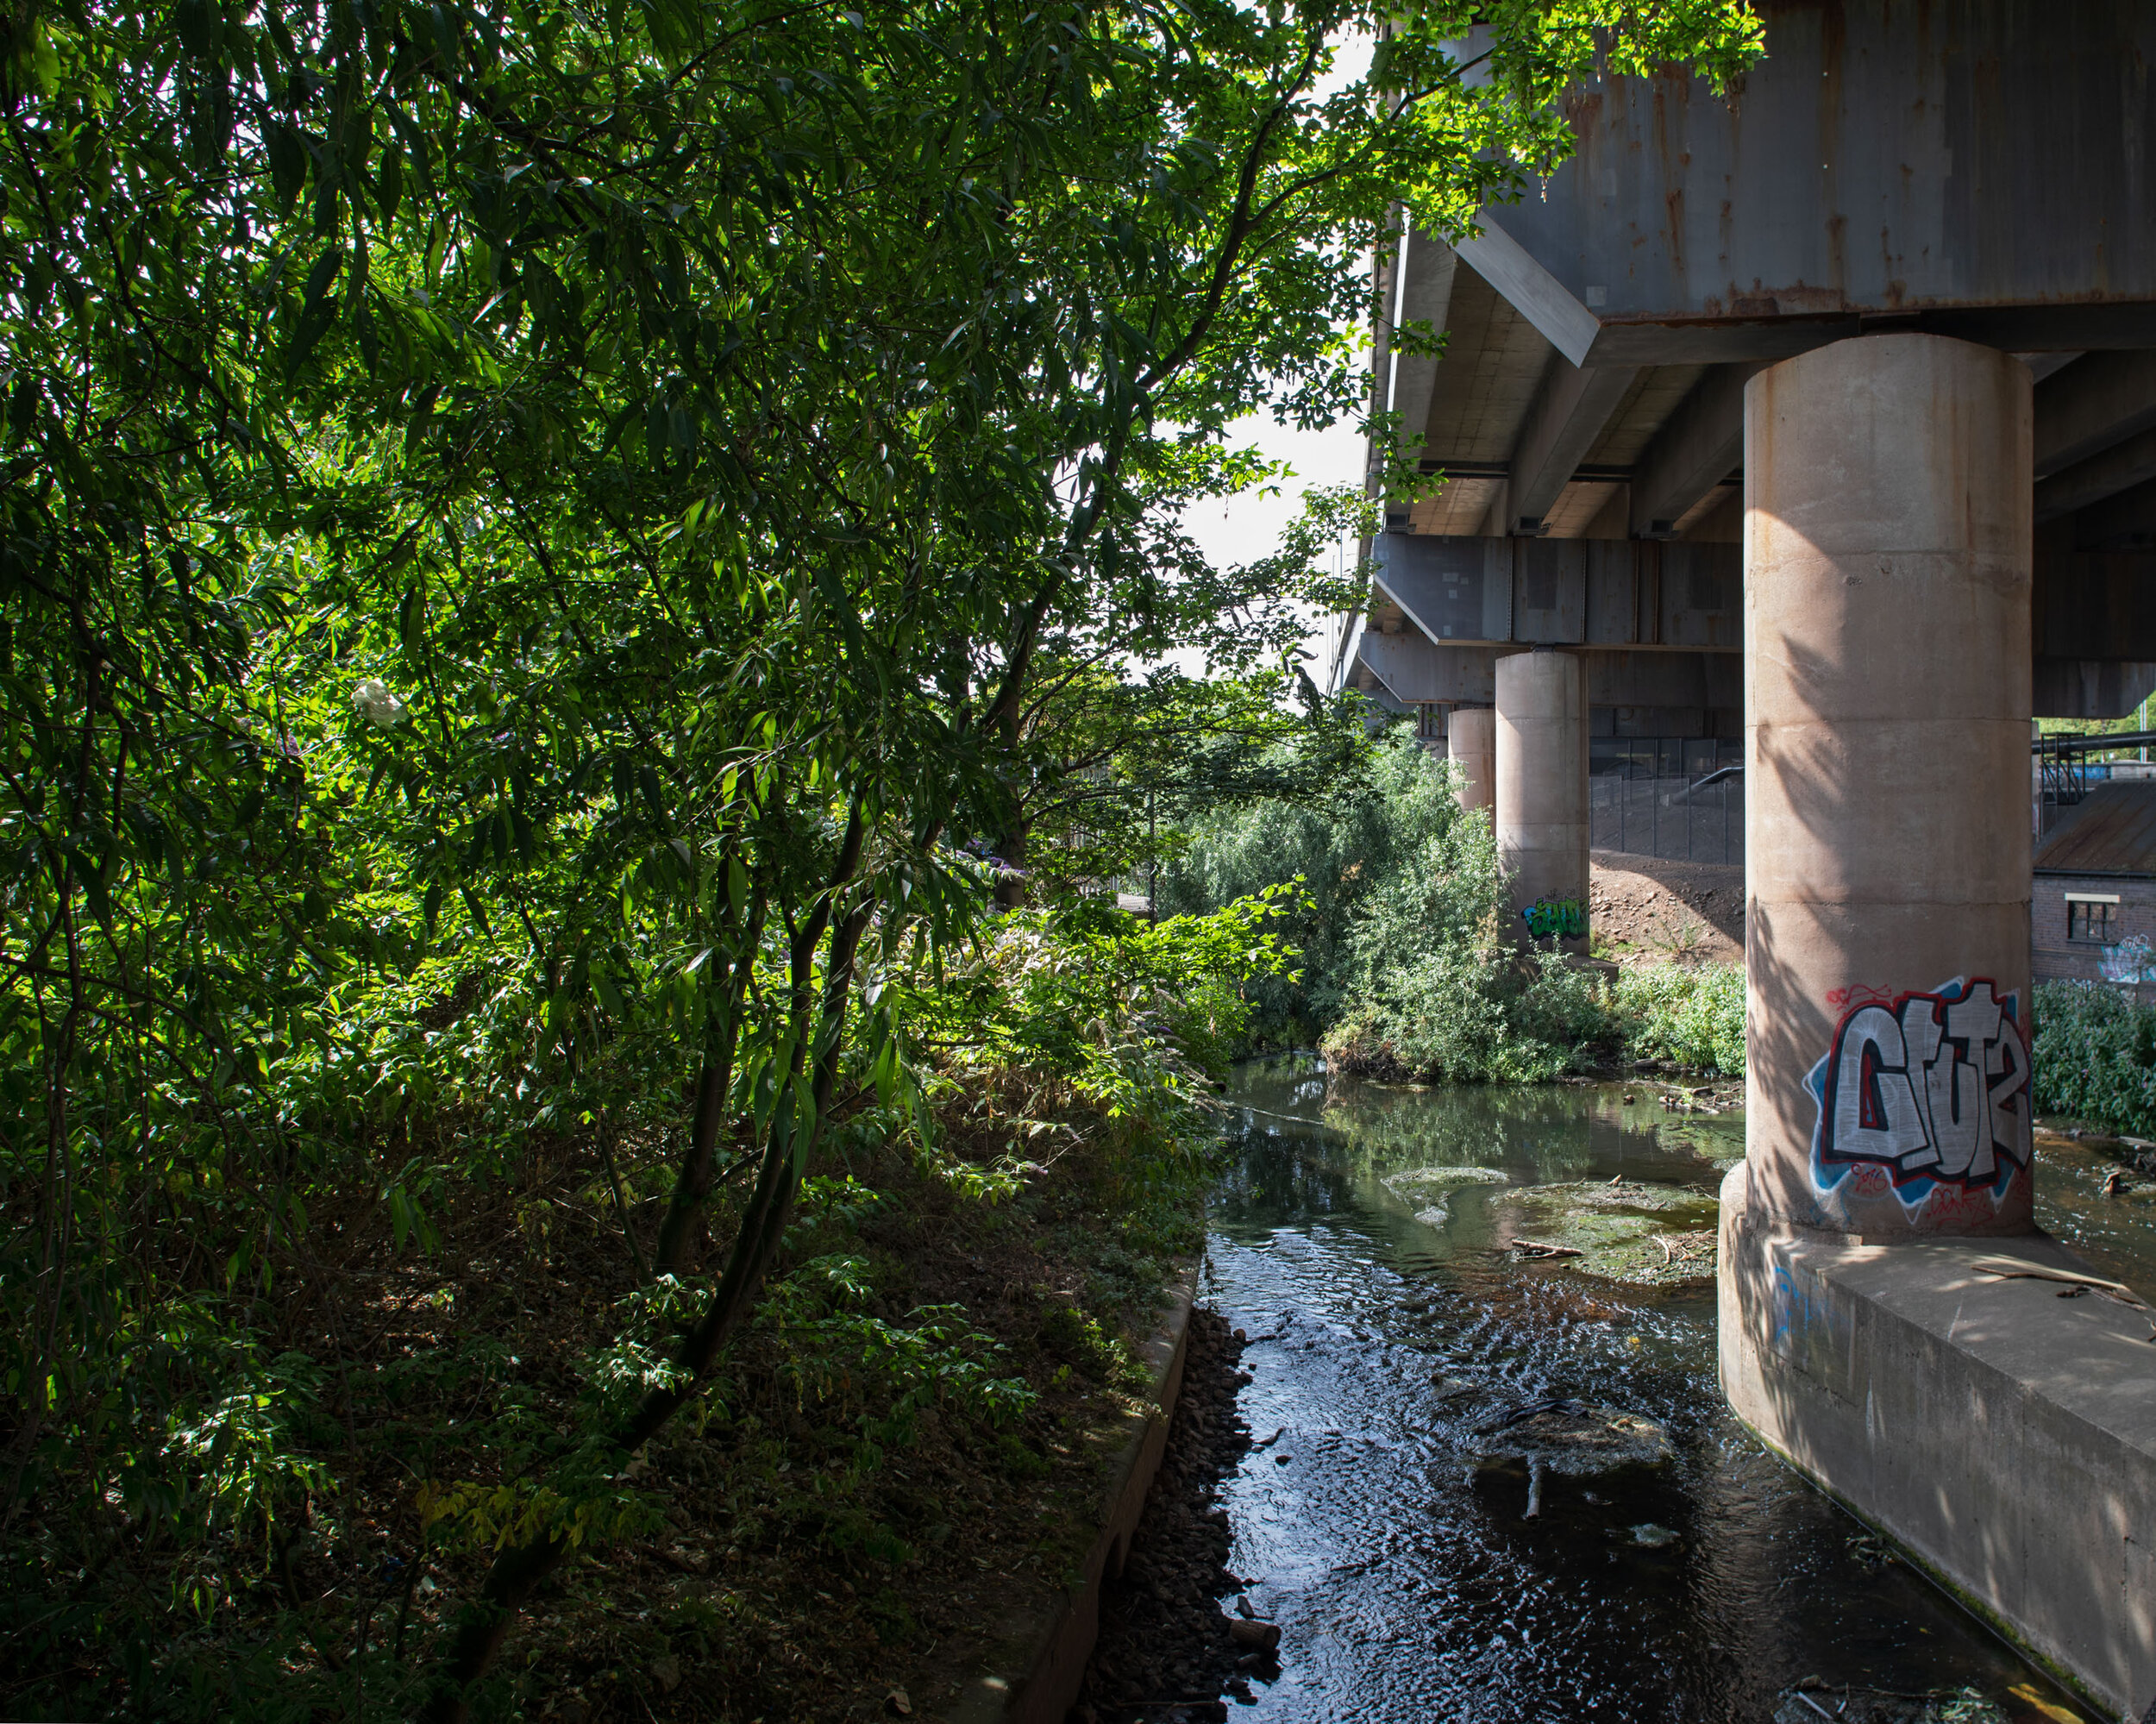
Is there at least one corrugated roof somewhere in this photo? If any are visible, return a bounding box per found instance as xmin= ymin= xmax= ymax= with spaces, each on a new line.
xmin=2034 ymin=782 xmax=2156 ymax=877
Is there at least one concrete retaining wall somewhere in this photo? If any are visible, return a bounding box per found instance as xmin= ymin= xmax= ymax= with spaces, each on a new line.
xmin=945 ymin=1258 xmax=1199 ymax=1724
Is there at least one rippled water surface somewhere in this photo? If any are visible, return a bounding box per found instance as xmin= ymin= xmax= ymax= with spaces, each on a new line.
xmin=1209 ymin=1056 xmax=2102 ymax=1724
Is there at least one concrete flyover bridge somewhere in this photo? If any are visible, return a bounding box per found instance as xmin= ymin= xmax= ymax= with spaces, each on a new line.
xmin=1323 ymin=4 xmax=2156 ymax=1716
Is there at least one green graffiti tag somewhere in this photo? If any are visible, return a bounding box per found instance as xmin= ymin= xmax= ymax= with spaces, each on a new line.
xmin=1521 ymin=896 xmax=1586 ymax=940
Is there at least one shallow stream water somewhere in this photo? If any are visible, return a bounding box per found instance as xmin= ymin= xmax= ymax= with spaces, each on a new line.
xmin=1208 ymin=1056 xmax=2119 ymax=1724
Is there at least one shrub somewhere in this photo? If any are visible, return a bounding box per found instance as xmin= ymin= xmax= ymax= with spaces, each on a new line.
xmin=1156 ymin=730 xmax=1463 ymax=1044
xmin=2029 ymin=980 xmax=2156 ymax=1133
xmin=1614 ymin=962 xmax=1746 ymax=1075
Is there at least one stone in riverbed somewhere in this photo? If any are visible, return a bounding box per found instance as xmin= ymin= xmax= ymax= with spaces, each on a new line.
xmin=1491 ymin=1180 xmax=1720 ymax=1285
xmin=1380 ymin=1165 xmax=1510 ymax=1233
xmin=1473 ymin=1398 xmax=1673 ymax=1476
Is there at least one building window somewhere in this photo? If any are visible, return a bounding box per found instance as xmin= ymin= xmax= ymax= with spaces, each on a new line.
xmin=2068 ymin=899 xmax=2120 ymax=944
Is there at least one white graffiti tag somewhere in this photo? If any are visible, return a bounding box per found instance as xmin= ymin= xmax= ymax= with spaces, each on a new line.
xmin=1814 ymin=979 xmax=2028 ymax=1187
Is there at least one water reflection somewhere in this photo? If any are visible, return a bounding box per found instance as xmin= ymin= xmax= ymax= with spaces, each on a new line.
xmin=1208 ymin=1055 xmax=2093 ymax=1723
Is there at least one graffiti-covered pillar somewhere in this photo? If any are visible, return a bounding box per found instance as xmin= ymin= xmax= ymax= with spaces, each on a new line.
xmin=1744 ymin=332 xmax=2034 ymax=1237
xmin=1495 ymin=649 xmax=1588 ymax=948
xmin=1448 ymin=705 xmax=1495 ymax=818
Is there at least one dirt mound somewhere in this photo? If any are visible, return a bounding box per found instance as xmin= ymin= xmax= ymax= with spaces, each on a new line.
xmin=1589 ymin=851 xmax=1744 ymax=965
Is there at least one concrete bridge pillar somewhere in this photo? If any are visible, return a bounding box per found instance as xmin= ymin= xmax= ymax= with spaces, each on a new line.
xmin=1447 ymin=705 xmax=1495 ymax=818
xmin=1714 ymin=340 xmax=2156 ymax=1721
xmin=1741 ymin=331 xmax=2034 ymax=1238
xmin=1495 ymin=649 xmax=1587 ymax=947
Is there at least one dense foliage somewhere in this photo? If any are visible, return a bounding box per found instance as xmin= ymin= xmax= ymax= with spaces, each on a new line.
xmin=0 ymin=0 xmax=1762 ymax=1710
xmin=1156 ymin=727 xmax=1457 ymax=1038
xmin=1160 ymin=730 xmax=1603 ymax=1078
xmin=2029 ymin=980 xmax=2156 ymax=1135
xmin=5 ymin=893 xmax=1277 ymax=1718
xmin=1612 ymin=962 xmax=1745 ymax=1077
xmin=1163 ymin=731 xmax=1752 ymax=1080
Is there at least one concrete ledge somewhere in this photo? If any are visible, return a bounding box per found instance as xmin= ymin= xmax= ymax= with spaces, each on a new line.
xmin=1719 ymin=1163 xmax=2156 ymax=1721
xmin=943 ymin=1257 xmax=1200 ymax=1724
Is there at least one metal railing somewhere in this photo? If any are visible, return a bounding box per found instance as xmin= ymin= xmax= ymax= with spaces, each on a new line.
xmin=2033 ymin=729 xmax=2156 ymax=832
xmin=1589 ymin=740 xmax=1745 ymax=867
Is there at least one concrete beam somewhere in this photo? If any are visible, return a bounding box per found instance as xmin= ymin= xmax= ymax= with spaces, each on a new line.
xmin=1373 ymin=539 xmax=1511 ymax=643
xmin=1352 ymin=632 xmax=1498 ymax=705
xmin=1451 ymin=216 xmax=1598 ymax=367
xmin=2034 ymin=548 xmax=2156 ymax=660
xmin=1582 ymin=649 xmax=1741 ymax=712
xmin=2074 ymin=474 xmax=2156 ymax=552
xmin=2033 ymin=657 xmax=2156 ymax=720
xmin=2034 ymin=349 xmax=2156 ymax=476
xmin=1387 ymin=229 xmax=1456 ymax=475
xmin=1495 ymin=358 xmax=1639 ymax=532
xmin=2034 ymin=425 xmax=2156 ymax=521
xmin=1464 ymin=9 xmax=2156 ymax=353
xmin=2017 ymin=351 xmax=2085 ymax=386
xmin=1356 ymin=627 xmax=1739 ymax=712
xmin=1374 ymin=531 xmax=1742 ymax=649
xmin=1629 ymin=364 xmax=1761 ymax=538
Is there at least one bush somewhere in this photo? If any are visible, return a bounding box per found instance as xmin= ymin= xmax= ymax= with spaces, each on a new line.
xmin=1614 ymin=962 xmax=1746 ymax=1075
xmin=1165 ymin=729 xmax=1626 ymax=1080
xmin=2029 ymin=980 xmax=2156 ymax=1133
xmin=1156 ymin=730 xmax=1462 ymax=1044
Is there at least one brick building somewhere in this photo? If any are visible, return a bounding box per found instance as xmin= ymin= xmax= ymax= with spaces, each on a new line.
xmin=2031 ymin=781 xmax=2156 ymax=988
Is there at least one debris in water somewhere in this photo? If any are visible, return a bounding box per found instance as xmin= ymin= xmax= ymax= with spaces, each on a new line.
xmin=1382 ymin=1165 xmax=1508 ymax=1236
xmin=1630 ymin=1523 xmax=1679 ymax=1547
xmin=1491 ymin=1180 xmax=1721 ymax=1283
xmin=1846 ymin=1531 xmax=1892 ymax=1570
xmin=1488 ymin=1396 xmax=1592 ymax=1432
xmin=2006 ymin=1679 xmax=2085 ymax=1723
xmin=1772 ymin=1684 xmax=2012 ymax=1724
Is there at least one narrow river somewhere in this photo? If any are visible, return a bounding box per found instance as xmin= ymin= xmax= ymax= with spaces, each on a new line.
xmin=1206 ymin=1055 xmax=2108 ymax=1724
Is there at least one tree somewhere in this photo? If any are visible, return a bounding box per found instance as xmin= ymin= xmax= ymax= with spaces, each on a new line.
xmin=1 ymin=0 xmax=1762 ymax=1709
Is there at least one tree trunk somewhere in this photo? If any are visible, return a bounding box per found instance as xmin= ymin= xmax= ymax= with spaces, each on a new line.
xmin=417 ymin=815 xmax=867 ymax=1724
xmin=990 ymin=816 xmax=1029 ymax=910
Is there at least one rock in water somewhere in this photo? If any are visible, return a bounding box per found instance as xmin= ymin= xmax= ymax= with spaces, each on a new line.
xmin=1473 ymin=1399 xmax=1673 ymax=1490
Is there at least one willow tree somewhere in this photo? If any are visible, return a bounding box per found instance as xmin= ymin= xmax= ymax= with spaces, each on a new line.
xmin=1 ymin=0 xmax=1760 ymax=1709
